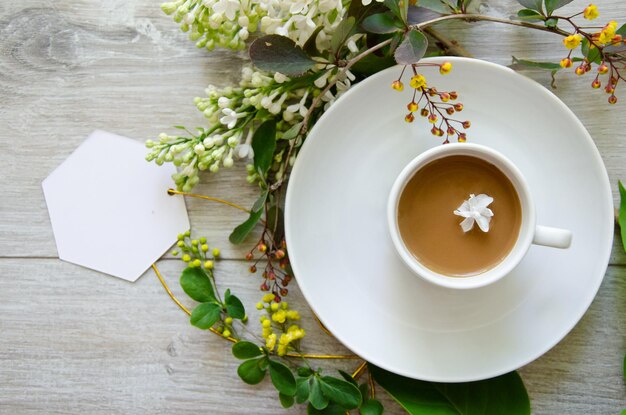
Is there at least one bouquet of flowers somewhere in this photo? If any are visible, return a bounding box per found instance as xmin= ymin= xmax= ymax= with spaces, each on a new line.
xmin=145 ymin=1 xmax=625 ymax=413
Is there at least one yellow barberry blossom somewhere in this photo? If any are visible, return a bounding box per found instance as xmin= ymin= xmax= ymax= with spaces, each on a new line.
xmin=262 ymin=319 xmax=271 ymax=328
xmin=265 ymin=333 xmax=277 ymax=351
xmin=262 ymin=293 xmax=274 ymax=303
xmin=439 ymin=62 xmax=452 ymax=75
xmin=391 ymin=80 xmax=404 ymax=91
xmin=598 ymin=21 xmax=618 ymax=44
xmin=286 ymin=310 xmax=301 ymax=320
xmin=276 ymin=326 xmax=306 ymax=356
xmin=270 ymin=302 xmax=280 ymax=311
xmin=583 ymin=4 xmax=599 ymax=20
xmin=272 ymin=309 xmax=287 ymax=323
xmin=409 ymin=73 xmax=427 ymax=89
xmin=563 ymin=33 xmax=583 ymax=49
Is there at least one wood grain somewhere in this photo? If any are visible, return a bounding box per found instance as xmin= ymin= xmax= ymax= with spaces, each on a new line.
xmin=1 ymin=1 xmax=625 ymax=414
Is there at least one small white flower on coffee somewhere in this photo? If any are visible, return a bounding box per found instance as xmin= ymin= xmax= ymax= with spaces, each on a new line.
xmin=454 ymin=194 xmax=494 ymax=233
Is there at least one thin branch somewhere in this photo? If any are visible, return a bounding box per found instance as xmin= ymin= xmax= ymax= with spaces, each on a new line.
xmin=416 ymin=13 xmax=570 ymax=37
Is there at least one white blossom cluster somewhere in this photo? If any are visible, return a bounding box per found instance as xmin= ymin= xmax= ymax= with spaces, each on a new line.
xmin=160 ymin=0 xmax=347 ymax=50
xmin=146 ymin=62 xmax=356 ymax=190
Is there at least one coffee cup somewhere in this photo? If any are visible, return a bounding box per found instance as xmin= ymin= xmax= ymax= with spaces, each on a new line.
xmin=387 ymin=143 xmax=572 ymax=289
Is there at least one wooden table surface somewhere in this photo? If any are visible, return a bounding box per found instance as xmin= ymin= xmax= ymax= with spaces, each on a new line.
xmin=1 ymin=1 xmax=625 ymax=414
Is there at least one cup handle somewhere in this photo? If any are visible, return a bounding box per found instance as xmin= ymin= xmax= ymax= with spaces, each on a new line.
xmin=532 ymin=225 xmax=572 ymax=249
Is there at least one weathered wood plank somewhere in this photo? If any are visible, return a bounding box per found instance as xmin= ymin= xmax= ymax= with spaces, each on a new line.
xmin=0 ymin=259 xmax=624 ymax=413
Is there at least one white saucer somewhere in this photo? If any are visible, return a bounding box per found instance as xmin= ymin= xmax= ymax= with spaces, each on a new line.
xmin=284 ymin=57 xmax=613 ymax=382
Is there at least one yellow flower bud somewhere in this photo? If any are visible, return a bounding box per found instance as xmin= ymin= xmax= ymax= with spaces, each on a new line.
xmin=270 ymin=303 xmax=279 ymax=311
xmin=439 ymin=61 xmax=452 ymax=75
xmin=391 ymin=80 xmax=404 ymax=91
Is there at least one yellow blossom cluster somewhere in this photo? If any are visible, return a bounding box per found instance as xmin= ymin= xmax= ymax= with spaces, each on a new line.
xmin=563 ymin=33 xmax=582 ymax=50
xmin=583 ymin=4 xmax=599 ymax=20
xmin=598 ymin=21 xmax=619 ymax=45
xmin=257 ymin=294 xmax=305 ymax=356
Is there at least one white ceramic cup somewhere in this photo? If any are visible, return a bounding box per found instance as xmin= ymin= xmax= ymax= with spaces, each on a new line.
xmin=387 ymin=143 xmax=572 ymax=289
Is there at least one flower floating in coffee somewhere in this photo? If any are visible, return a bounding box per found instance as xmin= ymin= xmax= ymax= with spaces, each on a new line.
xmin=454 ymin=194 xmax=494 ymax=233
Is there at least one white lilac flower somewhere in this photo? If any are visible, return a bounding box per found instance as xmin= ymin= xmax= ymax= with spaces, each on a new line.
xmin=212 ymin=0 xmax=240 ymax=20
xmin=454 ymin=194 xmax=494 ymax=232
xmin=236 ymin=129 xmax=254 ymax=159
xmin=219 ymin=108 xmax=246 ymax=129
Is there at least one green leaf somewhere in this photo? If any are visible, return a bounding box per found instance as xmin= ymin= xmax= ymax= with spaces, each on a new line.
xmin=279 ymin=392 xmax=295 ymax=408
xmin=619 ymin=181 xmax=626 ymax=253
xmin=251 ymin=190 xmax=268 ymax=213
xmin=296 ymin=377 xmax=311 ymax=404
xmin=237 ymin=358 xmax=267 ymax=385
xmin=362 ymin=12 xmax=401 ymax=34
xmin=180 ymin=267 xmax=216 ymax=303
xmin=385 ymin=0 xmax=408 ymax=23
xmin=224 ymin=290 xmax=246 ymax=319
xmin=370 ymin=364 xmax=531 ymax=415
xmin=331 ymin=16 xmax=356 ymax=54
xmin=229 ymin=207 xmax=263 ymax=244
xmin=544 ymin=0 xmax=573 ymax=16
xmin=303 ymin=26 xmax=324 ymax=57
xmin=516 ymin=9 xmax=544 ymax=21
xmin=190 ymin=302 xmax=221 ymax=329
xmin=617 ymin=24 xmax=626 ymax=37
xmin=394 ymin=29 xmax=428 ymax=64
xmin=249 ymin=35 xmax=316 ymax=76
xmin=269 ymin=360 xmax=297 ymax=396
xmin=309 ymin=377 xmax=330 ymax=410
xmin=358 ymin=383 xmax=369 ymax=400
xmin=581 ymin=39 xmax=602 ymax=64
xmin=252 ymin=120 xmax=277 ymax=177
xmin=360 ymin=399 xmax=384 ymax=415
xmin=232 ymin=341 xmax=263 ymax=359
xmin=516 ymin=0 xmax=542 ymax=12
xmin=510 ymin=56 xmax=562 ymax=71
xmin=544 ymin=17 xmax=558 ymax=27
xmin=281 ymin=122 xmax=302 ymax=140
xmin=338 ymin=370 xmax=358 ymax=386
xmin=417 ymin=0 xmax=456 ymax=14
xmin=320 ymin=376 xmax=362 ymax=409
xmin=298 ymin=367 xmax=314 ymax=378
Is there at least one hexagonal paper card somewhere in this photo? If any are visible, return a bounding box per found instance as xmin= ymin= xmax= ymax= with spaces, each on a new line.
xmin=42 ymin=130 xmax=189 ymax=282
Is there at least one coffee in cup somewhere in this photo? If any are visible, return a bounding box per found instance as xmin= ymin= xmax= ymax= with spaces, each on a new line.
xmin=387 ymin=143 xmax=572 ymax=289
